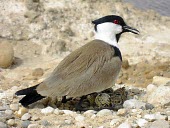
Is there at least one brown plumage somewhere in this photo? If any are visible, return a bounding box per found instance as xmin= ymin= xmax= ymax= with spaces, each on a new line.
xmin=37 ymin=40 xmax=121 ymax=98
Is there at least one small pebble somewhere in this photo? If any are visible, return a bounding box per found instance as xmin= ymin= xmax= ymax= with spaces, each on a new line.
xmin=41 ymin=106 xmax=54 ymax=115
xmin=7 ymin=119 xmax=15 ymax=126
xmin=5 ymin=109 xmax=13 ymax=115
xmin=31 ymin=115 xmax=40 ymax=121
xmin=118 ymin=122 xmax=132 ymax=128
xmin=0 ymin=122 xmax=7 ymax=128
xmin=21 ymin=113 xmax=31 ymax=121
xmin=62 ymin=110 xmax=76 ymax=116
xmin=15 ymin=107 xmax=28 ymax=118
xmin=83 ymin=110 xmax=97 ymax=117
xmin=154 ymin=112 xmax=167 ymax=120
xmin=168 ymin=116 xmax=170 ymax=121
xmin=75 ymin=115 xmax=85 ymax=122
xmin=110 ymin=119 xmax=121 ymax=126
xmin=97 ymin=109 xmax=112 ymax=116
xmin=10 ymin=104 xmax=19 ymax=111
xmin=32 ymin=68 xmax=44 ymax=77
xmin=64 ymin=119 xmax=72 ymax=124
xmin=28 ymin=124 xmax=39 ymax=128
xmin=123 ymin=99 xmax=146 ymax=109
xmin=117 ymin=108 xmax=127 ymax=116
xmin=21 ymin=120 xmax=31 ymax=128
xmin=144 ymin=114 xmax=156 ymax=121
xmin=136 ymin=118 xmax=148 ymax=127
xmin=145 ymin=103 xmax=154 ymax=110
xmin=41 ymin=120 xmax=50 ymax=126
xmin=148 ymin=120 xmax=169 ymax=128
xmin=54 ymin=108 xmax=64 ymax=115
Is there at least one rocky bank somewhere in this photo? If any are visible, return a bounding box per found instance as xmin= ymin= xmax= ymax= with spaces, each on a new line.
xmin=0 ymin=0 xmax=170 ymax=128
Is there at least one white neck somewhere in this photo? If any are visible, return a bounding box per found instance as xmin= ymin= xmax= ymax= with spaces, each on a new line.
xmin=94 ymin=22 xmax=123 ymax=48
xmin=95 ymin=31 xmax=119 ymax=48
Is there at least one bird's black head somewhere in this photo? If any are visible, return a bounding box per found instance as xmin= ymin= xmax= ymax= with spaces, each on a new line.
xmin=92 ymin=15 xmax=139 ymax=42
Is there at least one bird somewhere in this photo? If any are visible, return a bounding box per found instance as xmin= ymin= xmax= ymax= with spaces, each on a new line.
xmin=15 ymin=15 xmax=139 ymax=109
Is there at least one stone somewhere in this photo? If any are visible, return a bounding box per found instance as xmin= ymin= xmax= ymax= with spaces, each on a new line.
xmin=7 ymin=119 xmax=15 ymax=126
xmin=75 ymin=115 xmax=85 ymax=122
xmin=145 ymin=103 xmax=154 ymax=110
xmin=41 ymin=120 xmax=50 ymax=126
xmin=21 ymin=113 xmax=31 ymax=121
xmin=146 ymin=120 xmax=169 ymax=128
xmin=0 ymin=41 xmax=14 ymax=68
xmin=144 ymin=114 xmax=156 ymax=121
xmin=15 ymin=107 xmax=28 ymax=118
xmin=32 ymin=68 xmax=44 ymax=77
xmin=28 ymin=124 xmax=39 ymax=128
xmin=118 ymin=122 xmax=132 ymax=128
xmin=110 ymin=119 xmax=121 ymax=126
xmin=146 ymin=84 xmax=157 ymax=93
xmin=31 ymin=115 xmax=40 ymax=121
xmin=152 ymin=76 xmax=170 ymax=86
xmin=123 ymin=99 xmax=146 ymax=109
xmin=136 ymin=119 xmax=148 ymax=127
xmin=147 ymin=84 xmax=170 ymax=106
xmin=54 ymin=109 xmax=64 ymax=115
xmin=41 ymin=106 xmax=54 ymax=115
xmin=154 ymin=112 xmax=167 ymax=120
xmin=21 ymin=120 xmax=31 ymax=128
xmin=0 ymin=122 xmax=7 ymax=128
xmin=97 ymin=109 xmax=112 ymax=116
xmin=64 ymin=119 xmax=72 ymax=125
xmin=5 ymin=110 xmax=13 ymax=115
xmin=83 ymin=110 xmax=97 ymax=117
xmin=117 ymin=108 xmax=127 ymax=116
xmin=62 ymin=110 xmax=76 ymax=116
xmin=168 ymin=116 xmax=170 ymax=121
xmin=10 ymin=104 xmax=19 ymax=111
xmin=122 ymin=59 xmax=130 ymax=69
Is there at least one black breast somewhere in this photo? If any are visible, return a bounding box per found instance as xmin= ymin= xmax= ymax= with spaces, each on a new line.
xmin=112 ymin=46 xmax=122 ymax=61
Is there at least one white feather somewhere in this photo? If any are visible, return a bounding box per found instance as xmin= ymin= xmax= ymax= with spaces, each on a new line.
xmin=94 ymin=22 xmax=122 ymax=48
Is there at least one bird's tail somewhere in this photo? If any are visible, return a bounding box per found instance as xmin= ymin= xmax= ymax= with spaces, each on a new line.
xmin=15 ymin=84 xmax=45 ymax=107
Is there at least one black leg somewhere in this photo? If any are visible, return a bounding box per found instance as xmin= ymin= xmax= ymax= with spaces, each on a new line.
xmin=61 ymin=96 xmax=72 ymax=103
xmin=75 ymin=96 xmax=87 ymax=111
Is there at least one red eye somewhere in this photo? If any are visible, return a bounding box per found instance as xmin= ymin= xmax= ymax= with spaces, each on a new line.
xmin=113 ymin=20 xmax=119 ymax=24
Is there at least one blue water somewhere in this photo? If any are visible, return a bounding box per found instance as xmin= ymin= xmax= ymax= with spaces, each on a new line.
xmin=123 ymin=0 xmax=170 ymax=17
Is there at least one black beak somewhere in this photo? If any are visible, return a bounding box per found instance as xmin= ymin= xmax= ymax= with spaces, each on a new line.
xmin=123 ymin=25 xmax=140 ymax=35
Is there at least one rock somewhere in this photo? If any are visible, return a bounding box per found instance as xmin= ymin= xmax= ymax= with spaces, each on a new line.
xmin=110 ymin=119 xmax=121 ymax=126
xmin=15 ymin=107 xmax=28 ymax=118
xmin=147 ymin=84 xmax=170 ymax=106
xmin=146 ymin=120 xmax=169 ymax=128
xmin=31 ymin=115 xmax=40 ymax=121
xmin=7 ymin=119 xmax=15 ymax=126
xmin=83 ymin=110 xmax=97 ymax=117
xmin=75 ymin=115 xmax=85 ymax=122
xmin=21 ymin=120 xmax=31 ymax=128
xmin=146 ymin=84 xmax=157 ymax=93
xmin=145 ymin=103 xmax=154 ymax=110
xmin=152 ymin=76 xmax=170 ymax=86
xmin=28 ymin=124 xmax=39 ymax=128
xmin=168 ymin=116 xmax=170 ymax=121
xmin=123 ymin=99 xmax=146 ymax=109
xmin=41 ymin=120 xmax=50 ymax=126
xmin=118 ymin=122 xmax=132 ymax=128
xmin=10 ymin=104 xmax=19 ymax=111
xmin=62 ymin=110 xmax=76 ymax=116
xmin=64 ymin=119 xmax=72 ymax=125
xmin=136 ymin=119 xmax=148 ymax=127
xmin=5 ymin=109 xmax=13 ymax=115
xmin=117 ymin=108 xmax=127 ymax=116
xmin=54 ymin=108 xmax=64 ymax=115
xmin=0 ymin=41 xmax=14 ymax=68
xmin=122 ymin=59 xmax=130 ymax=69
xmin=32 ymin=68 xmax=44 ymax=77
xmin=21 ymin=113 xmax=31 ymax=121
xmin=41 ymin=106 xmax=54 ymax=115
xmin=144 ymin=114 xmax=156 ymax=121
xmin=97 ymin=109 xmax=112 ymax=116
xmin=154 ymin=112 xmax=167 ymax=120
xmin=0 ymin=122 xmax=7 ymax=128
